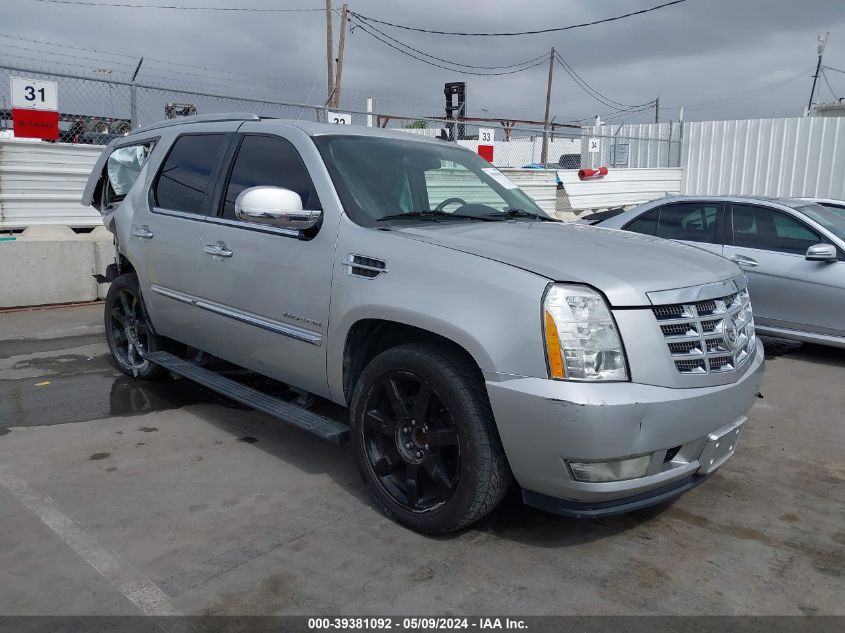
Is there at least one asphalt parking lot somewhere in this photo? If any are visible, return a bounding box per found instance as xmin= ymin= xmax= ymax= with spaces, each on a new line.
xmin=0 ymin=303 xmax=843 ymax=616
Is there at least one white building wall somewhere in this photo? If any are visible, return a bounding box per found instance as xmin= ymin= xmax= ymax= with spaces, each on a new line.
xmin=682 ymin=116 xmax=845 ymax=199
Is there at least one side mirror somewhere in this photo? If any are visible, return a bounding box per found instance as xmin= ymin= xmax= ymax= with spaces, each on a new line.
xmin=235 ymin=186 xmax=321 ymax=231
xmin=805 ymin=243 xmax=838 ymax=262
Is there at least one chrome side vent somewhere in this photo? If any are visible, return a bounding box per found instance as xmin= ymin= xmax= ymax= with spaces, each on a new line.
xmin=344 ymin=254 xmax=387 ymax=279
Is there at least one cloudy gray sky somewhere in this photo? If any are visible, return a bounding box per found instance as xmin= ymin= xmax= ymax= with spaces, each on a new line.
xmin=2 ymin=0 xmax=844 ymax=124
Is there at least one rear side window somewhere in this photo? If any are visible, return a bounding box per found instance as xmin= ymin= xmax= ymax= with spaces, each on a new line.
xmin=625 ymin=209 xmax=659 ymax=236
xmin=222 ymin=135 xmax=321 ymax=219
xmin=154 ymin=134 xmax=227 ymax=215
xmin=731 ymin=204 xmax=822 ymax=255
xmin=655 ymin=203 xmax=721 ymax=244
xmin=107 ymin=143 xmax=153 ymax=200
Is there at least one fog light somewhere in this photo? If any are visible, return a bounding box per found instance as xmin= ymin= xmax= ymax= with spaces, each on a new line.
xmin=568 ymin=455 xmax=651 ymax=482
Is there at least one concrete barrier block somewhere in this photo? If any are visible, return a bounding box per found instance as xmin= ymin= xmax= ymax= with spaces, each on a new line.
xmin=0 ymin=238 xmax=98 ymax=308
xmin=18 ymin=225 xmax=78 ymax=241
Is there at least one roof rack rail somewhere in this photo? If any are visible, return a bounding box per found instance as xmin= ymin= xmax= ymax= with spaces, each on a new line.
xmin=129 ymin=112 xmax=260 ymax=135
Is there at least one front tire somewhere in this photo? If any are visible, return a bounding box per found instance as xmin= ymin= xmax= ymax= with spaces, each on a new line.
xmin=350 ymin=343 xmax=511 ymax=534
xmin=104 ymin=273 xmax=166 ymax=380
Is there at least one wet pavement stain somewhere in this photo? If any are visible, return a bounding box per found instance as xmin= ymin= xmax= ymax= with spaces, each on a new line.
xmin=138 ymin=426 xmax=159 ymax=433
xmin=89 ymin=452 xmax=110 ymax=461
xmin=0 ymin=334 xmax=106 ymax=359
xmin=237 ymin=436 xmax=259 ymax=444
xmin=0 ymin=358 xmax=220 ymax=432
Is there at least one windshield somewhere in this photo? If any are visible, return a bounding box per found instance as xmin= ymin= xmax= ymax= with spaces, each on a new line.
xmin=815 ymin=201 xmax=845 ymax=220
xmin=313 ymin=134 xmax=548 ymax=226
xmin=794 ymin=203 xmax=845 ymax=241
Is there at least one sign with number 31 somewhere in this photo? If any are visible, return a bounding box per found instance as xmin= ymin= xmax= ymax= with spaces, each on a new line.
xmin=11 ymin=77 xmax=58 ymax=111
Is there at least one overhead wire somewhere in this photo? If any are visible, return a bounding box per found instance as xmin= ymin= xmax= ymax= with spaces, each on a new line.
xmin=0 ymin=40 xmax=134 ymax=68
xmin=349 ymin=0 xmax=688 ymax=37
xmin=660 ymin=67 xmax=813 ymax=110
xmin=820 ymin=69 xmax=838 ymax=101
xmin=349 ymin=17 xmax=550 ymax=76
xmin=34 ymin=0 xmax=324 ymax=11
xmin=348 ymin=17 xmax=550 ymax=70
xmin=554 ymin=52 xmax=654 ymax=111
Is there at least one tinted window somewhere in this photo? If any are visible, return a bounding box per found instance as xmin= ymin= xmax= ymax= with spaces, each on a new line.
xmin=625 ymin=209 xmax=659 ymax=236
xmin=222 ymin=135 xmax=321 ymax=219
xmin=731 ymin=204 xmax=822 ymax=255
xmin=154 ymin=134 xmax=227 ymax=215
xmin=656 ymin=203 xmax=721 ymax=243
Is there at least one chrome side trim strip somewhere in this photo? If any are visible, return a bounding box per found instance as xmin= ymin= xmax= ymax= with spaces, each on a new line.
xmin=205 ymin=216 xmax=301 ymax=239
xmin=149 ymin=284 xmax=322 ymax=346
xmin=150 ymin=284 xmax=194 ymax=304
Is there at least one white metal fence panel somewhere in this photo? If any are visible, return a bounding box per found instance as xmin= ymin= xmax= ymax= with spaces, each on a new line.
xmin=682 ymin=117 xmax=845 ymax=199
xmin=0 ymin=140 xmax=103 ymax=229
xmin=558 ymin=168 xmax=682 ymax=211
xmin=583 ymin=122 xmax=682 ymax=170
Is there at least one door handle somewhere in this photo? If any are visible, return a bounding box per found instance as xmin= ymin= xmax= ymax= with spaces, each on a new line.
xmin=132 ymin=225 xmax=154 ymax=240
xmin=730 ymin=254 xmax=759 ymax=268
xmin=203 ymin=241 xmax=233 ymax=258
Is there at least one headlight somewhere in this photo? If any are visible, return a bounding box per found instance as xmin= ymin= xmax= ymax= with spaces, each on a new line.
xmin=543 ymin=283 xmax=628 ymax=381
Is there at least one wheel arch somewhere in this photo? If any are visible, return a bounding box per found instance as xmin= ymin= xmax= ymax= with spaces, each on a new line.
xmin=339 ymin=318 xmax=487 ymax=405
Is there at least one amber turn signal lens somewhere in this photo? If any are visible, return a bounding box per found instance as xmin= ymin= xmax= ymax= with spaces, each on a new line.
xmin=544 ymin=310 xmax=566 ymax=379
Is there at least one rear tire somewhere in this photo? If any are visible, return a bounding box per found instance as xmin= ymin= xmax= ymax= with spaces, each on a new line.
xmin=350 ymin=343 xmax=511 ymax=534
xmin=104 ymin=273 xmax=167 ymax=380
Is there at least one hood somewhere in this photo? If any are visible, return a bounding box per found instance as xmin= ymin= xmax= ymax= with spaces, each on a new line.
xmin=390 ymin=221 xmax=741 ymax=306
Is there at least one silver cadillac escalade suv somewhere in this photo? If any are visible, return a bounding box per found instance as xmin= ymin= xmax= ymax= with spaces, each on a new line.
xmin=83 ymin=113 xmax=764 ymax=534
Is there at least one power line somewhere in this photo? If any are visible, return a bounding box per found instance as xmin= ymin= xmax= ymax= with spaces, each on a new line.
xmin=0 ymin=51 xmax=123 ymax=75
xmin=662 ymin=67 xmax=813 ymax=110
xmin=349 ymin=0 xmax=688 ymax=37
xmin=0 ymin=41 xmax=134 ymax=68
xmin=824 ymin=65 xmax=845 ymax=75
xmin=34 ymin=0 xmax=323 ymax=11
xmin=348 ymin=17 xmax=550 ymax=70
xmin=350 ymin=18 xmax=551 ymax=76
xmin=0 ymin=32 xmax=136 ymax=59
xmin=821 ymin=69 xmax=839 ymax=101
xmin=554 ymin=53 xmax=653 ymax=111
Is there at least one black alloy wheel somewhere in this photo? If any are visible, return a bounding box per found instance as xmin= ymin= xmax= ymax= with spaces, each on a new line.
xmin=104 ymin=274 xmax=166 ymax=380
xmin=351 ymin=343 xmax=511 ymax=534
xmin=361 ymin=370 xmax=461 ymax=513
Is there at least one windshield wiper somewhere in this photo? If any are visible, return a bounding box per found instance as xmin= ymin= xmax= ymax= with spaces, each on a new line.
xmin=377 ymin=210 xmax=494 ymax=222
xmin=484 ymin=208 xmax=559 ymax=221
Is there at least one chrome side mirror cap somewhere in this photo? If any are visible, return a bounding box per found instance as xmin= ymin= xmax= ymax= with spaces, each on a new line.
xmin=805 ymin=243 xmax=838 ymax=262
xmin=234 ymin=186 xmax=322 ymax=231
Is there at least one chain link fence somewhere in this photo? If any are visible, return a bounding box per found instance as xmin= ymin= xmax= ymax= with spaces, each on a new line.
xmin=0 ymin=63 xmax=681 ymax=170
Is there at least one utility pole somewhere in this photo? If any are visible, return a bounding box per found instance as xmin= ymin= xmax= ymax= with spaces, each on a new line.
xmin=332 ymin=3 xmax=349 ymax=109
xmin=130 ymin=57 xmax=144 ymax=129
xmin=654 ymin=95 xmax=659 ymax=124
xmin=807 ymin=32 xmax=829 ymax=114
xmin=540 ymin=47 xmax=555 ymax=166
xmin=325 ymin=0 xmax=334 ymax=106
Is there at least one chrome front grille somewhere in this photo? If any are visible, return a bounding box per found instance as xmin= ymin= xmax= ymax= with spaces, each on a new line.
xmin=652 ymin=288 xmax=756 ymax=375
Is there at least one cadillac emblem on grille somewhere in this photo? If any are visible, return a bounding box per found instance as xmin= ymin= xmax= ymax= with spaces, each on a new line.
xmin=724 ymin=315 xmax=739 ymax=349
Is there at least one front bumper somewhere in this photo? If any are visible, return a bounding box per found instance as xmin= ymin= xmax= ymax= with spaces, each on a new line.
xmin=485 ymin=339 xmax=764 ymax=514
